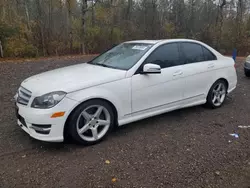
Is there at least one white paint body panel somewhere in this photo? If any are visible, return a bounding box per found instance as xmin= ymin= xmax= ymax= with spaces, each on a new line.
xmin=131 ymin=65 xmax=184 ymax=113
xmin=15 ymin=39 xmax=237 ymax=142
xmin=21 ymin=63 xmax=127 ymax=96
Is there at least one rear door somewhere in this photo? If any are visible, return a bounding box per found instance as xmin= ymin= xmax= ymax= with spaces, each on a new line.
xmin=180 ymin=42 xmax=217 ymax=104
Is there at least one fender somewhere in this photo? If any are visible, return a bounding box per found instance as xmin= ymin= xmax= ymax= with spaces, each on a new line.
xmin=66 ymin=78 xmax=132 ymax=120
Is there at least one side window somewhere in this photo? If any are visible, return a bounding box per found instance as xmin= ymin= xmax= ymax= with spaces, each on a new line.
xmin=181 ymin=43 xmax=205 ymax=64
xmin=203 ymin=47 xmax=217 ymax=61
xmin=145 ymin=43 xmax=181 ymax=69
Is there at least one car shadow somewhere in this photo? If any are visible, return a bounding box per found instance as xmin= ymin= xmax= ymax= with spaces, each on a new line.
xmin=32 ymin=100 xmax=234 ymax=151
xmin=112 ymin=105 xmax=203 ymax=134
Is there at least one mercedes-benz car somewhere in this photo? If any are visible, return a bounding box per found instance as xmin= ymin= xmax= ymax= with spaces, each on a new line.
xmin=14 ymin=39 xmax=237 ymax=145
xmin=244 ymin=55 xmax=250 ymax=77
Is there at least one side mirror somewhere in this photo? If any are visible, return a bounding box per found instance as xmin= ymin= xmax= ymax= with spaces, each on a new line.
xmin=142 ymin=63 xmax=161 ymax=74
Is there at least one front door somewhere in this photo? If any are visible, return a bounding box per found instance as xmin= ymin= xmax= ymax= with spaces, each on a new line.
xmin=131 ymin=42 xmax=185 ymax=113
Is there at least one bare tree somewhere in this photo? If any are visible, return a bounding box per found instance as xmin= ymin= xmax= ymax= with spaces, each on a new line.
xmin=24 ymin=0 xmax=30 ymax=30
xmin=126 ymin=0 xmax=132 ymax=20
xmin=1 ymin=0 xmax=250 ymax=57
xmin=215 ymin=0 xmax=227 ymax=49
xmin=36 ymin=0 xmax=46 ymax=56
xmin=66 ymin=0 xmax=75 ymax=53
xmin=80 ymin=0 xmax=100 ymax=54
xmin=0 ymin=0 xmax=6 ymax=21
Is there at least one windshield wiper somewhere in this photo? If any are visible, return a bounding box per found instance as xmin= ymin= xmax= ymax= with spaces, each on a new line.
xmin=95 ymin=63 xmax=109 ymax=67
xmin=93 ymin=63 xmax=122 ymax=70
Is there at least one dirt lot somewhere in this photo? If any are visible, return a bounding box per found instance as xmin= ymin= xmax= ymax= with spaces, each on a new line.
xmin=0 ymin=57 xmax=249 ymax=188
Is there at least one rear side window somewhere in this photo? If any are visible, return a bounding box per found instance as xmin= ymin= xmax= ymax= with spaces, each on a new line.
xmin=181 ymin=43 xmax=205 ymax=64
xmin=203 ymin=47 xmax=217 ymax=61
xmin=145 ymin=43 xmax=182 ymax=69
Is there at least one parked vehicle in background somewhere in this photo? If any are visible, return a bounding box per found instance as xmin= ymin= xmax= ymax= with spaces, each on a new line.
xmin=14 ymin=39 xmax=237 ymax=145
xmin=244 ymin=55 xmax=250 ymax=77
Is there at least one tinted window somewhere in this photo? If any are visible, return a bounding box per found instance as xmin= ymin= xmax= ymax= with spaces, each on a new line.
xmin=181 ymin=43 xmax=205 ymax=64
xmin=145 ymin=43 xmax=181 ymax=69
xmin=203 ymin=47 xmax=216 ymax=61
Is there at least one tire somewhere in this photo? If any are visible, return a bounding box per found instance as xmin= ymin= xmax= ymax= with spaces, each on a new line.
xmin=67 ymin=99 xmax=115 ymax=145
xmin=244 ymin=68 xmax=250 ymax=77
xmin=206 ymin=80 xmax=228 ymax=109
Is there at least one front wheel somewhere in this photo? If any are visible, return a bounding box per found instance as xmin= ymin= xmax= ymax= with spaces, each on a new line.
xmin=68 ymin=99 xmax=115 ymax=145
xmin=206 ymin=80 xmax=227 ymax=109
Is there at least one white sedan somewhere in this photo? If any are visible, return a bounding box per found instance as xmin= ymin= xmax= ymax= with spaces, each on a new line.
xmin=14 ymin=39 xmax=237 ymax=145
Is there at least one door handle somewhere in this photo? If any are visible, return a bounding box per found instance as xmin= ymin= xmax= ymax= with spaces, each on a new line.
xmin=173 ymin=70 xmax=183 ymax=76
xmin=208 ymin=63 xmax=215 ymax=68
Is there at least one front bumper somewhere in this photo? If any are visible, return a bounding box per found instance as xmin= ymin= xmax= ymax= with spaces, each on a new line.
xmin=15 ymin=97 xmax=79 ymax=142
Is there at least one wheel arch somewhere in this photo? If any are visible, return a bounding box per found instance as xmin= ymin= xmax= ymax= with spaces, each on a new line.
xmin=206 ymin=78 xmax=229 ymax=98
xmin=63 ymin=98 xmax=118 ymax=139
xmin=216 ymin=78 xmax=229 ymax=91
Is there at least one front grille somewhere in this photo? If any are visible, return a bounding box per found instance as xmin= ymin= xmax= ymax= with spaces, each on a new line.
xmin=17 ymin=87 xmax=32 ymax=105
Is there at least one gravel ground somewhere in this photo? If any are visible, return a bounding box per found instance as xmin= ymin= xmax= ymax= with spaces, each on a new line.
xmin=0 ymin=57 xmax=249 ymax=188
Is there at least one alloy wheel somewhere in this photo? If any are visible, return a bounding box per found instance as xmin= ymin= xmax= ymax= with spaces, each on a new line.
xmin=76 ymin=105 xmax=111 ymax=142
xmin=212 ymin=82 xmax=226 ymax=107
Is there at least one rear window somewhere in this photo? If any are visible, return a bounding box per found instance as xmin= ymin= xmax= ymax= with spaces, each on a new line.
xmin=181 ymin=43 xmax=205 ymax=64
xmin=203 ymin=47 xmax=217 ymax=61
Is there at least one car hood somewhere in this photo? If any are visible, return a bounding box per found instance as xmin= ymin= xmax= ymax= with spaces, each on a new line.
xmin=21 ymin=63 xmax=127 ymax=96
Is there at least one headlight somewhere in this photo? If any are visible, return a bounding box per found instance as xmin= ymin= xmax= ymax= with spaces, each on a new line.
xmin=246 ymin=55 xmax=250 ymax=63
xmin=31 ymin=91 xmax=66 ymax=109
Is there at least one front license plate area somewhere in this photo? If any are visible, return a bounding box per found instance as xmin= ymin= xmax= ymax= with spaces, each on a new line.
xmin=15 ymin=104 xmax=27 ymax=127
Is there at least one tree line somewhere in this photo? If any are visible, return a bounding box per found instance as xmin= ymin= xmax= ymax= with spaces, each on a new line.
xmin=0 ymin=0 xmax=250 ymax=58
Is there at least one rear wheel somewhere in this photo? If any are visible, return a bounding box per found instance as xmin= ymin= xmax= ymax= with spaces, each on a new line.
xmin=206 ymin=80 xmax=227 ymax=109
xmin=68 ymin=99 xmax=115 ymax=145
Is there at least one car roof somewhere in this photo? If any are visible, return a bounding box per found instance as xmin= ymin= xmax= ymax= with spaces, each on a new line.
xmin=125 ymin=39 xmax=203 ymax=45
xmin=125 ymin=39 xmax=223 ymax=58
xmin=125 ymin=40 xmax=162 ymax=44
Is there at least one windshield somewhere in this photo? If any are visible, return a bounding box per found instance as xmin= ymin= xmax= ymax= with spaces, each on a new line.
xmin=88 ymin=43 xmax=153 ymax=70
